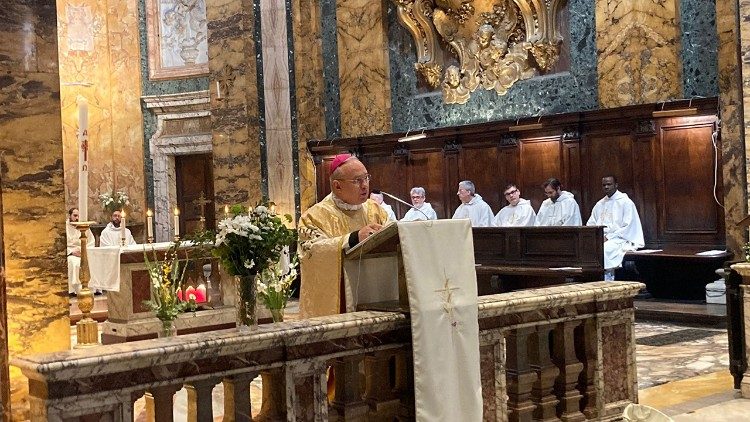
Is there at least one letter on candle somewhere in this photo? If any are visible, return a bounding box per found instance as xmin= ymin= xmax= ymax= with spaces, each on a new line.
xmin=77 ymin=96 xmax=89 ymax=221
xmin=146 ymin=209 xmax=154 ymax=238
xmin=174 ymin=207 xmax=180 ymax=237
xmin=121 ymin=210 xmax=127 ymax=245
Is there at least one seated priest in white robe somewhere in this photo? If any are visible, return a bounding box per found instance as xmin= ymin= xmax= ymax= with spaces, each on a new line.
xmin=99 ymin=210 xmax=136 ymax=246
xmin=66 ymin=207 xmax=94 ymax=295
xmin=452 ymin=180 xmax=493 ymax=227
xmin=535 ymin=177 xmax=582 ymax=226
xmin=586 ymin=176 xmax=645 ymax=280
xmin=298 ymin=154 xmax=388 ymax=318
xmin=401 ymin=186 xmax=438 ymax=221
xmin=493 ymin=183 xmax=536 ymax=226
xmin=369 ymin=190 xmax=397 ymax=222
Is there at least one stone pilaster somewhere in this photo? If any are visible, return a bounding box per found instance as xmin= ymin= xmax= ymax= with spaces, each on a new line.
xmin=291 ymin=0 xmax=326 ymax=212
xmin=0 ymin=1 xmax=70 ymax=419
xmin=207 ymin=0 xmax=263 ymax=213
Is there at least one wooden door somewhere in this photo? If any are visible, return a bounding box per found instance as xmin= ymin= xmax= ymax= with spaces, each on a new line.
xmin=175 ymin=154 xmax=215 ymax=235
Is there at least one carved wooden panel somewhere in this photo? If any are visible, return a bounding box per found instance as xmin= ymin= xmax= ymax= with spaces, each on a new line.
xmin=581 ymin=133 xmax=634 ymax=220
xmin=406 ymin=150 xmax=447 ymax=219
xmin=460 ymin=145 xmax=500 ymax=211
xmin=176 ymin=153 xmax=215 ymax=234
xmin=307 ymin=99 xmax=724 ymax=249
xmin=658 ymin=117 xmax=722 ymax=244
xmin=519 ymin=139 xmax=562 ymax=210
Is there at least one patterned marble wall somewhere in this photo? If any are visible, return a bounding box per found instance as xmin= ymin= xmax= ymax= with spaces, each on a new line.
xmin=290 ymin=0 xmax=325 ymax=212
xmin=0 ymin=1 xmax=70 ymax=419
xmin=57 ymin=0 xmax=146 ymax=225
xmin=207 ymin=0 xmax=264 ymax=212
xmin=336 ymin=0 xmax=391 ymax=137
xmin=595 ymin=0 xmax=681 ymax=108
xmin=0 ymin=189 xmax=7 ymax=422
xmin=680 ymin=0 xmax=718 ymax=98
xmin=138 ymin=0 xmax=208 ymax=211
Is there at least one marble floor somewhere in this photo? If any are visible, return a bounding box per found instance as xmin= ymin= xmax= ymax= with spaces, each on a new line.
xmin=70 ymin=303 xmax=749 ymax=420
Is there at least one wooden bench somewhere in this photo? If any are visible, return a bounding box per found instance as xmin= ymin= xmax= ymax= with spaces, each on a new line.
xmin=472 ymin=226 xmax=604 ymax=294
xmin=623 ymin=246 xmax=732 ymax=300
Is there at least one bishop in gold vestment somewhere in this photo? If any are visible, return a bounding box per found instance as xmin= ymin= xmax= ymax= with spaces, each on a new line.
xmin=298 ymin=155 xmax=388 ymax=318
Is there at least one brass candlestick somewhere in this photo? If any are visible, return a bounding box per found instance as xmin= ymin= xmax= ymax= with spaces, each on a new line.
xmin=71 ymin=221 xmax=100 ymax=348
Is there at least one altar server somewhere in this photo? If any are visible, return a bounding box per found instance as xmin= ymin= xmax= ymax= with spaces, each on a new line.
xmin=535 ymin=177 xmax=582 ymax=226
xmin=493 ymin=183 xmax=536 ymax=227
xmin=586 ymin=176 xmax=644 ymax=280
xmin=452 ymin=180 xmax=494 ymax=227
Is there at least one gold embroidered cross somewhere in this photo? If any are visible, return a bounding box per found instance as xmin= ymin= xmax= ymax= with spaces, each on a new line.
xmin=434 ymin=269 xmax=461 ymax=328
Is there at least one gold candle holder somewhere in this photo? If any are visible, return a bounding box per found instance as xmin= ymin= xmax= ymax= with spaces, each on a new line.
xmin=71 ymin=221 xmax=100 ymax=348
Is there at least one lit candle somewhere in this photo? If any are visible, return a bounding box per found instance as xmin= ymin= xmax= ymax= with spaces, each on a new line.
xmin=216 ymin=80 xmax=222 ymax=99
xmin=120 ymin=209 xmax=127 ymax=245
xmin=173 ymin=207 xmax=180 ymax=237
xmin=146 ymin=209 xmax=154 ymax=239
xmin=77 ymin=95 xmax=89 ymax=221
xmin=224 ymin=204 xmax=229 ymax=219
xmin=195 ymin=283 xmax=207 ymax=303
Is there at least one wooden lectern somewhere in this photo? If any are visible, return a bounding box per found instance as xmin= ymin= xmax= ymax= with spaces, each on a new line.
xmin=344 ymin=223 xmax=407 ymax=309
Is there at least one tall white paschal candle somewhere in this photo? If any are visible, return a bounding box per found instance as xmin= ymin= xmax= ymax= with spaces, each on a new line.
xmin=121 ymin=210 xmax=127 ymax=245
xmin=77 ymin=95 xmax=89 ymax=221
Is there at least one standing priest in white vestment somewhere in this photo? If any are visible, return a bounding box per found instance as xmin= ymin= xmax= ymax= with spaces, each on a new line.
xmin=66 ymin=207 xmax=94 ymax=295
xmin=586 ymin=176 xmax=644 ymax=280
xmin=452 ymin=180 xmax=494 ymax=227
xmin=535 ymin=177 xmax=582 ymax=226
xmin=99 ymin=210 xmax=136 ymax=246
xmin=493 ymin=183 xmax=536 ymax=226
xmin=401 ymin=186 xmax=438 ymax=221
xmin=297 ymin=154 xmax=389 ymax=318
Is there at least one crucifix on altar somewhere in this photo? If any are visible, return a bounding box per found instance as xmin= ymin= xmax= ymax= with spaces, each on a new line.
xmin=192 ymin=191 xmax=212 ymax=232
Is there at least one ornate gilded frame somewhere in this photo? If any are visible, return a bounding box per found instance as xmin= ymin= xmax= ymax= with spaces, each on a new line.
xmin=391 ymin=0 xmax=568 ymax=104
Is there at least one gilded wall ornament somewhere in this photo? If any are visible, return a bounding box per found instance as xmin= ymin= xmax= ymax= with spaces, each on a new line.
xmin=391 ymin=0 xmax=567 ymax=104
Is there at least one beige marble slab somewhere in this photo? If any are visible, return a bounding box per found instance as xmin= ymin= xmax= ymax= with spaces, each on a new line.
xmin=336 ymin=0 xmax=392 ymax=137
xmin=595 ymin=0 xmax=681 ymax=108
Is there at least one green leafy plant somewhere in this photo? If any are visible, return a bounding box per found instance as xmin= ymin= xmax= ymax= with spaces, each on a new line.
xmin=142 ymin=241 xmax=191 ymax=322
xmin=257 ymin=256 xmax=298 ymax=311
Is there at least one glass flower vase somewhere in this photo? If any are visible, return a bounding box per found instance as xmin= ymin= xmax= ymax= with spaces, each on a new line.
xmin=158 ymin=319 xmax=177 ymax=338
xmin=235 ymin=274 xmax=258 ymax=330
xmin=269 ymin=308 xmax=284 ymax=323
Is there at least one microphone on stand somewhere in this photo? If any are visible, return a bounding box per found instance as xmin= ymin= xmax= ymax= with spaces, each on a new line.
xmin=380 ymin=191 xmax=431 ymax=221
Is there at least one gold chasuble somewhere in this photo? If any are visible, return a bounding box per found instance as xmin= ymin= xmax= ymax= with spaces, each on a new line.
xmin=298 ymin=193 xmax=388 ymax=318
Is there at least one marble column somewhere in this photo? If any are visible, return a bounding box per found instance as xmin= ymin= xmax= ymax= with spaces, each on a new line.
xmin=722 ymin=0 xmax=750 ymax=255
xmin=207 ymin=0 xmax=263 ymax=213
xmin=0 ymin=1 xmax=71 ymax=419
xmin=595 ymin=0 xmax=681 ymax=108
xmin=290 ymin=0 xmax=325 ymax=212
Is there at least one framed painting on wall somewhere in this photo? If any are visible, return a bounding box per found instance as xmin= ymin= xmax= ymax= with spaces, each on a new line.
xmin=146 ymin=0 xmax=209 ymax=80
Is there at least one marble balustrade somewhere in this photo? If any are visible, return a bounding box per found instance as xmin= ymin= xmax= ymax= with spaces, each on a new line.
xmin=11 ymin=281 xmax=641 ymax=421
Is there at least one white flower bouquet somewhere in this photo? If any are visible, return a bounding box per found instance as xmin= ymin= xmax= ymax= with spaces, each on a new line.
xmin=257 ymin=257 xmax=298 ymax=314
xmin=99 ymin=190 xmax=130 ymax=214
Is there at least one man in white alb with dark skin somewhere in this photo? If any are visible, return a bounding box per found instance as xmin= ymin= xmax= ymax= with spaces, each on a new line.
xmin=493 ymin=183 xmax=536 ymax=226
xmin=587 ymin=175 xmax=644 ymax=280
